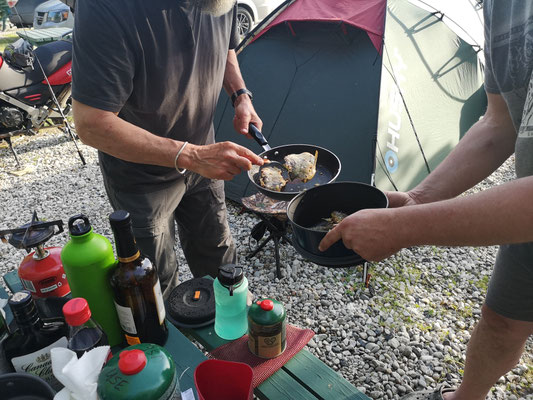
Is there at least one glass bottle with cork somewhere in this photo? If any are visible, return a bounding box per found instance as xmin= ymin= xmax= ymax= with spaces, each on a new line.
xmin=2 ymin=290 xmax=68 ymax=390
xmin=108 ymin=210 xmax=168 ymax=346
xmin=0 ymin=309 xmax=10 ymax=373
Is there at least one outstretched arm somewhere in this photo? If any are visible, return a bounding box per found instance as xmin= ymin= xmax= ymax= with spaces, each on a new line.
xmin=407 ymin=93 xmax=516 ymax=204
xmin=73 ymin=100 xmax=263 ymax=181
xmin=319 ymin=92 xmax=524 ymax=260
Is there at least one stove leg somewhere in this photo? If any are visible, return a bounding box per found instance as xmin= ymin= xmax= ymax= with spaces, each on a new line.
xmin=273 ymin=235 xmax=281 ymax=279
xmin=247 ymin=235 xmax=273 ymax=259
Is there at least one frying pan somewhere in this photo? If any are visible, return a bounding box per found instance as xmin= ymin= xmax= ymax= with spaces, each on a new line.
xmin=247 ymin=124 xmax=341 ymax=201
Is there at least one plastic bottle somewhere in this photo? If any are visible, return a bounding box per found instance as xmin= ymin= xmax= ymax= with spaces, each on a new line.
xmin=213 ymin=264 xmax=248 ymax=340
xmin=60 ymin=214 xmax=123 ymax=347
xmin=62 ymin=297 xmax=109 ymax=358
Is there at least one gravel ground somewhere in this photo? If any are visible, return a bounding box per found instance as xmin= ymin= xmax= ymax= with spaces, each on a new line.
xmin=1 ymin=129 xmax=532 ymax=399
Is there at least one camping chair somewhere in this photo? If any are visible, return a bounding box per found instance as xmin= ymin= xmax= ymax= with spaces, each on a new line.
xmin=241 ymin=193 xmax=291 ymax=279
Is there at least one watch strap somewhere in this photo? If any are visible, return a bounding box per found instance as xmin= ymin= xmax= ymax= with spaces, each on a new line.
xmin=231 ymin=88 xmax=253 ymax=107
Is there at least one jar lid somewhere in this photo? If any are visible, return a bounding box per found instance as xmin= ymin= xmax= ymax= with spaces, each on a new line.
xmin=118 ymin=350 xmax=147 ymax=375
xmin=248 ymin=298 xmax=286 ymax=326
xmin=97 ymin=343 xmax=177 ymax=400
xmin=62 ymin=298 xmax=91 ymax=326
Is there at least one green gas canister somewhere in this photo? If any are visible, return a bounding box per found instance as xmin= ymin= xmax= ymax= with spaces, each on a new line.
xmin=248 ymin=298 xmax=286 ymax=359
xmin=60 ymin=214 xmax=123 ymax=347
xmin=97 ymin=343 xmax=180 ymax=400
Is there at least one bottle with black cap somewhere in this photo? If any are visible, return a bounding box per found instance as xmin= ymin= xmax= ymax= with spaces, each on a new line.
xmin=2 ymin=290 xmax=67 ymax=390
xmin=108 ymin=210 xmax=168 ymax=346
xmin=60 ymin=214 xmax=123 ymax=347
xmin=213 ymin=264 xmax=249 ymax=340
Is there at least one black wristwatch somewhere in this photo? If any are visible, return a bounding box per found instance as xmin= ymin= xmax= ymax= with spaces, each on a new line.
xmin=231 ymin=88 xmax=253 ymax=107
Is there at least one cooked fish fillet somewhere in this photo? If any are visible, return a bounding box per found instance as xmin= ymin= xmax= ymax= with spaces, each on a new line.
xmin=283 ymin=152 xmax=317 ymax=182
xmin=259 ymin=165 xmax=288 ymax=192
xmin=311 ymin=211 xmax=349 ymax=232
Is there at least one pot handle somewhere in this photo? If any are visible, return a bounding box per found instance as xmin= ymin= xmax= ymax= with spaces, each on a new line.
xmin=249 ymin=124 xmax=271 ymax=152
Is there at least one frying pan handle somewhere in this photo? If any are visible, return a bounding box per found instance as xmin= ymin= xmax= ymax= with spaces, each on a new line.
xmin=249 ymin=124 xmax=271 ymax=151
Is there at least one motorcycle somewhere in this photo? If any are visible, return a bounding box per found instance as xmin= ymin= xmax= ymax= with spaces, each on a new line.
xmin=0 ymin=36 xmax=84 ymax=167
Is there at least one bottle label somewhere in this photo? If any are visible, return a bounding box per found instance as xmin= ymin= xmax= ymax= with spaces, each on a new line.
xmin=10 ymin=336 xmax=68 ymax=390
xmin=248 ymin=333 xmax=285 ymax=358
xmin=153 ymin=279 xmax=166 ymax=325
xmin=114 ymin=301 xmax=137 ymax=335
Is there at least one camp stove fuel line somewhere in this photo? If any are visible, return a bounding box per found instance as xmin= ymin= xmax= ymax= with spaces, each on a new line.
xmin=0 ymin=211 xmax=70 ymax=298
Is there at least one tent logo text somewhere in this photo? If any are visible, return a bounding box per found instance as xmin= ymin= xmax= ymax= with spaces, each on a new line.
xmin=385 ymin=48 xmax=407 ymax=174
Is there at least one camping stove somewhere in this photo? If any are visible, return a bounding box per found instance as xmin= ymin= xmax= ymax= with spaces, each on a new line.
xmin=0 ymin=212 xmax=70 ymax=298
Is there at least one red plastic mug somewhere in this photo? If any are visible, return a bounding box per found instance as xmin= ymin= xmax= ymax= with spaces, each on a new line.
xmin=194 ymin=359 xmax=253 ymax=400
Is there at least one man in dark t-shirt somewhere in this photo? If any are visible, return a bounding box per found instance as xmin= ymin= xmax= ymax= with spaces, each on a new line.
xmin=72 ymin=0 xmax=264 ymax=296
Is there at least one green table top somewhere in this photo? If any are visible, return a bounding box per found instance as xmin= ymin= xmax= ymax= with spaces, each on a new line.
xmin=2 ymin=270 xmax=370 ymax=400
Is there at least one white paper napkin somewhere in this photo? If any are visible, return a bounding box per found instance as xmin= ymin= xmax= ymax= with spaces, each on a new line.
xmin=51 ymin=346 xmax=110 ymax=400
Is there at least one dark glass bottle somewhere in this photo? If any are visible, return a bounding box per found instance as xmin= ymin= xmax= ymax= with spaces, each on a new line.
xmin=109 ymin=210 xmax=168 ymax=346
xmin=62 ymin=297 xmax=109 ymax=358
xmin=0 ymin=310 xmax=10 ymax=373
xmin=3 ymin=290 xmax=68 ymax=390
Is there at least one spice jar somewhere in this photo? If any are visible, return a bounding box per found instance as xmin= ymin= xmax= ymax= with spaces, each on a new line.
xmin=247 ymin=298 xmax=286 ymax=359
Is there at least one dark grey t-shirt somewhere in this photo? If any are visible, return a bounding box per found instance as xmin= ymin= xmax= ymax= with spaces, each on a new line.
xmin=484 ymin=0 xmax=533 ymax=178
xmin=483 ymin=0 xmax=533 ymax=321
xmin=72 ymin=0 xmax=239 ymax=192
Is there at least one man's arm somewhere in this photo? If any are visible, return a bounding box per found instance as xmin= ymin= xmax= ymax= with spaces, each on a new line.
xmin=406 ymin=92 xmax=517 ymax=204
xmin=320 ymin=176 xmax=533 ymax=261
xmin=73 ymin=100 xmax=263 ymax=181
xmin=223 ymin=49 xmax=262 ymax=136
xmin=319 ymin=92 xmax=525 ymax=259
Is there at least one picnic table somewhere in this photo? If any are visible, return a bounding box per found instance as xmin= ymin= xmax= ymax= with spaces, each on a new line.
xmin=16 ymin=27 xmax=73 ymax=46
xmin=2 ymin=270 xmax=369 ymax=399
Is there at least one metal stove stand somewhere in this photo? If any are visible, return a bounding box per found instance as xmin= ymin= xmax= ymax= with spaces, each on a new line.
xmin=241 ymin=193 xmax=292 ymax=279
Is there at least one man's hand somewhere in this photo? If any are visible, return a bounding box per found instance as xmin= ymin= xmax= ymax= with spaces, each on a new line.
xmin=182 ymin=141 xmax=263 ymax=180
xmin=233 ymin=94 xmax=262 ymax=137
xmin=318 ymin=208 xmax=404 ymax=262
xmin=317 ymin=191 xmax=418 ymax=260
xmin=386 ymin=191 xmax=420 ymax=208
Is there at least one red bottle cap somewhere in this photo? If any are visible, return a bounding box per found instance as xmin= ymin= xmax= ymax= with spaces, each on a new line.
xmin=118 ymin=349 xmax=147 ymax=375
xmin=257 ymin=299 xmax=274 ymax=311
xmin=62 ymin=297 xmax=91 ymax=326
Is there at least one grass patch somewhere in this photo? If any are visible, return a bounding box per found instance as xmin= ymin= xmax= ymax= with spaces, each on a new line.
xmin=0 ymin=33 xmax=18 ymax=52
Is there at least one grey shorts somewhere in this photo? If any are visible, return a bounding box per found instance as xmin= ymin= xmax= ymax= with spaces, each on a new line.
xmin=485 ymin=242 xmax=533 ymax=321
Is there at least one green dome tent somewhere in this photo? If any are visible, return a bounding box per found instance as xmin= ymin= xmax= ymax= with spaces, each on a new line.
xmin=214 ymin=0 xmax=486 ymax=201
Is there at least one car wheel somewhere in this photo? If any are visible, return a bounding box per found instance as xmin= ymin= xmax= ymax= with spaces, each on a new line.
xmin=237 ymin=6 xmax=253 ymax=37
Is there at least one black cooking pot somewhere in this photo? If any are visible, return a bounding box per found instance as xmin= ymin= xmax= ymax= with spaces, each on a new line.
xmin=287 ymin=182 xmax=388 ymax=267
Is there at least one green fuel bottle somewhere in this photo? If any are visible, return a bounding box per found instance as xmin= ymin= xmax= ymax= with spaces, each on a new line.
xmin=60 ymin=215 xmax=123 ymax=347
